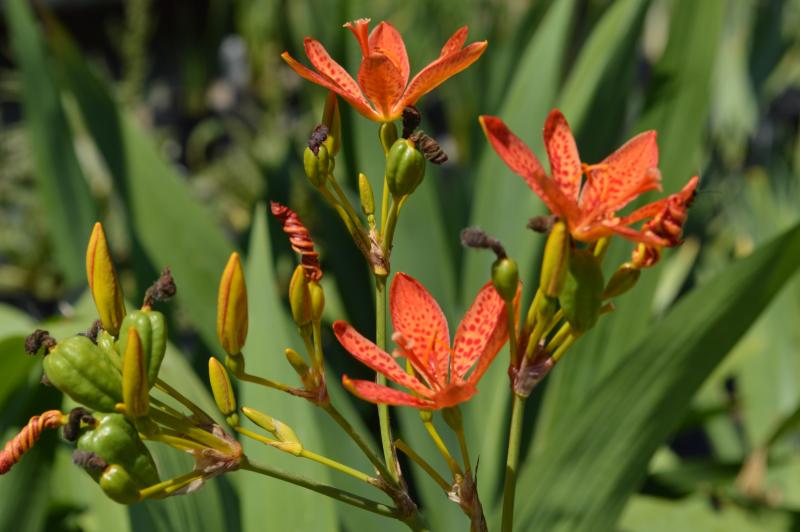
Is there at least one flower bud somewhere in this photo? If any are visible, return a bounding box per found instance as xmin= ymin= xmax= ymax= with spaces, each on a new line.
xmin=386 ymin=138 xmax=426 ymax=198
xmin=491 ymin=257 xmax=519 ymax=303
xmin=540 ymin=221 xmax=570 ymax=298
xmin=322 ymin=92 xmax=341 ymax=156
xmin=603 ymin=265 xmax=641 ymax=299
xmin=285 ymin=348 xmax=311 ymax=380
xmin=122 ymin=327 xmax=149 ymax=418
xmin=241 ymin=407 xmax=302 ymax=455
xmin=86 ymin=222 xmax=126 ymax=336
xmin=303 ymin=144 xmax=330 ymax=187
xmin=308 ymin=281 xmax=325 ymax=323
xmin=289 ymin=265 xmax=312 ymax=327
xmin=217 ymin=252 xmax=249 ymax=356
xmin=358 ymin=173 xmax=375 ymax=217
xmin=379 ymin=122 xmax=398 ymax=154
xmin=558 ymin=248 xmax=604 ymax=334
xmin=208 ymin=357 xmax=237 ymax=421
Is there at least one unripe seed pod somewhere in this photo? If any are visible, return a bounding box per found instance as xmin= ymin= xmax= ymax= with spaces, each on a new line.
xmin=540 ymin=221 xmax=570 ymax=298
xmin=43 ymin=336 xmax=122 ymax=411
xmin=386 ymin=139 xmax=426 ymax=198
xmin=217 ymin=252 xmax=248 ymax=356
xmin=303 ymin=145 xmax=329 ymax=187
xmin=603 ymin=265 xmax=641 ymax=299
xmin=558 ymin=248 xmax=604 ymax=334
xmin=492 ymin=257 xmax=519 ymax=303
xmin=86 ymin=222 xmax=126 ymax=336
xmin=208 ymin=357 xmax=237 ymax=417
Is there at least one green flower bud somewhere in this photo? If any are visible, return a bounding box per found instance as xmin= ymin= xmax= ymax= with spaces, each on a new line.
xmin=603 ymin=265 xmax=641 ymax=299
xmin=118 ymin=309 xmax=167 ymax=388
xmin=308 ymin=281 xmax=325 ymax=323
xmin=86 ymin=222 xmax=126 ymax=336
xmin=303 ymin=144 xmax=330 ymax=187
xmin=358 ymin=173 xmax=375 ymax=217
xmin=540 ymin=221 xmax=570 ymax=298
xmin=386 ymin=138 xmax=426 ymax=198
xmin=558 ymin=248 xmax=604 ymax=334
xmin=122 ymin=327 xmax=149 ymax=418
xmin=491 ymin=257 xmax=519 ymax=302
xmin=216 ymin=252 xmax=248 ymax=356
xmin=289 ymin=265 xmax=312 ymax=327
xmin=208 ymin=357 xmax=237 ymax=418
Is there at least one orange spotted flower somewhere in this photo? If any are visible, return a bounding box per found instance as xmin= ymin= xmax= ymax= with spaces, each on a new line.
xmin=282 ymin=18 xmax=487 ymax=123
xmin=480 ymin=110 xmax=699 ymax=245
xmin=334 ymin=273 xmax=512 ymax=409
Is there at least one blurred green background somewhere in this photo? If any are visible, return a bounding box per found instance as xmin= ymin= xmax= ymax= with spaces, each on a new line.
xmin=1 ymin=0 xmax=800 ymax=530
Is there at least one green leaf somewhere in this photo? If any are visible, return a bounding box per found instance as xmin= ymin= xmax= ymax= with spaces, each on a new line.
xmin=516 ymin=220 xmax=800 ymax=531
xmin=5 ymin=0 xmax=95 ymax=288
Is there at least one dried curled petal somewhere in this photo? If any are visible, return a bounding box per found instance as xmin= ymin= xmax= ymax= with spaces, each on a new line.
xmin=270 ymin=202 xmax=323 ymax=281
xmin=0 ymin=410 xmax=64 ymax=474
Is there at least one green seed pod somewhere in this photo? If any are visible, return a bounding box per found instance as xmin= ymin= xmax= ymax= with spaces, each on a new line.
xmin=117 ymin=309 xmax=167 ymax=388
xmin=491 ymin=257 xmax=519 ymax=303
xmin=43 ymin=336 xmax=122 ymax=411
xmin=558 ymin=248 xmax=604 ymax=334
xmin=386 ymin=138 xmax=426 ymax=198
xmin=303 ymin=145 xmax=329 ymax=188
xmin=603 ymin=265 xmax=641 ymax=299
xmin=96 ymin=330 xmax=122 ymax=370
xmin=77 ymin=413 xmax=160 ymax=503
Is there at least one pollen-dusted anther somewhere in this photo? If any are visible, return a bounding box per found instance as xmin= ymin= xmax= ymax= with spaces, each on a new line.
xmin=0 ymin=410 xmax=65 ymax=475
xmin=25 ymin=329 xmax=56 ymax=355
xmin=527 ymin=215 xmax=558 ymax=234
xmin=410 ymin=131 xmax=448 ymax=165
xmin=307 ymin=124 xmax=329 ymax=156
xmin=270 ymin=202 xmax=323 ymax=281
xmin=143 ymin=267 xmax=177 ymax=308
xmin=63 ymin=407 xmax=95 ymax=442
xmin=72 ymin=449 xmax=109 ymax=473
xmin=460 ymin=227 xmax=507 ymax=259
xmin=402 ymin=105 xmax=421 ymax=138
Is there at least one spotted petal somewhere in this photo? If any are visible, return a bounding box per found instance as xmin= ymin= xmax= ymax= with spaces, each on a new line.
xmin=369 ymin=22 xmax=409 ymax=86
xmin=359 ymin=54 xmax=405 ymax=120
xmin=451 ymin=281 xmax=508 ymax=381
xmin=333 ymin=321 xmax=432 ymax=397
xmin=439 ymin=26 xmax=468 ymax=56
xmin=342 ymin=376 xmax=433 ymax=408
xmin=543 ymin=109 xmax=582 ymax=202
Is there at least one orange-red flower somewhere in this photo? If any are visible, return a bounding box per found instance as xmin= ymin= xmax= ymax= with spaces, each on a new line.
xmin=282 ymin=18 xmax=487 ymax=123
xmin=480 ymin=110 xmax=699 ymax=246
xmin=334 ymin=273 xmax=512 ymax=409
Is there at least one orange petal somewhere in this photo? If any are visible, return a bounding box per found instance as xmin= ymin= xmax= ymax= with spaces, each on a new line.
xmin=543 ymin=109 xmax=582 ymax=201
xmin=358 ymin=53 xmax=405 ymax=121
xmin=464 ymin=283 xmax=518 ymax=386
xmin=440 ymin=26 xmax=468 ymax=57
xmin=342 ymin=376 xmax=433 ymax=408
xmin=431 ymin=382 xmax=478 ymax=409
xmin=344 ymin=18 xmax=371 ymax=57
xmin=400 ymin=40 xmax=487 ymax=110
xmin=303 ymin=38 xmax=363 ymax=101
xmin=390 ymin=273 xmax=451 ymax=381
xmin=480 ymin=116 xmax=577 ymax=219
xmin=333 ymin=321 xmax=432 ymax=397
xmin=451 ymin=281 xmax=507 ymax=381
xmin=369 ymin=22 xmax=409 ymax=86
xmin=619 ymin=176 xmax=699 ymax=225
xmin=281 ymin=51 xmax=378 ymax=120
xmin=579 ymin=131 xmax=660 ymax=216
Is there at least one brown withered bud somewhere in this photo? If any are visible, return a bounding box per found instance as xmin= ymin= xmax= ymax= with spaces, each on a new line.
xmin=271 ymin=202 xmax=323 ymax=281
xmin=460 ymin=227 xmax=507 ymax=259
xmin=308 ymin=124 xmax=329 ymax=156
xmin=410 ymin=131 xmax=448 ymax=165
xmin=79 ymin=320 xmax=103 ymax=344
xmin=143 ymin=267 xmax=176 ymax=307
xmin=72 ymin=450 xmax=108 ymax=472
xmin=527 ymin=215 xmax=558 ymax=233
xmin=63 ymin=407 xmax=95 ymax=442
xmin=402 ymin=105 xmax=421 ymax=138
xmin=25 ymin=329 xmax=56 ymax=355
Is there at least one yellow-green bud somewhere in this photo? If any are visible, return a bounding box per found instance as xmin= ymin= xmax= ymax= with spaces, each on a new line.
xmin=540 ymin=221 xmax=570 ymax=298
xmin=558 ymin=248 xmax=604 ymax=334
xmin=217 ymin=252 xmax=249 ymax=356
xmin=603 ymin=265 xmax=641 ymax=299
xmin=208 ymin=357 xmax=237 ymax=418
xmin=122 ymin=327 xmax=149 ymax=418
xmin=308 ymin=281 xmax=325 ymax=323
xmin=386 ymin=138 xmax=426 ymax=198
xmin=288 ymin=265 xmax=312 ymax=327
xmin=379 ymin=122 xmax=398 ymax=154
xmin=241 ymin=406 xmax=302 ymax=455
xmin=303 ymin=144 xmax=330 ymax=187
xmin=491 ymin=257 xmax=519 ymax=302
xmin=358 ymin=173 xmax=375 ymax=217
xmin=285 ymin=348 xmax=311 ymax=380
xmin=322 ymin=92 xmax=341 ymax=156
xmin=86 ymin=222 xmax=126 ymax=336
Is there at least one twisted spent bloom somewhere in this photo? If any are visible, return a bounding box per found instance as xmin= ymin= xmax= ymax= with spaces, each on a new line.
xmin=282 ymin=18 xmax=487 ymax=122
xmin=0 ymin=410 xmax=65 ymax=474
xmin=270 ymin=201 xmax=322 ymax=281
xmin=334 ymin=273 xmax=518 ymax=410
xmin=480 ymin=110 xmax=699 ymax=245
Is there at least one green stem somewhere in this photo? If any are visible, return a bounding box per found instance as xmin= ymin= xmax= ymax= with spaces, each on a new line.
xmin=318 ymin=185 xmax=371 ymax=256
xmin=395 ymin=439 xmax=450 ymax=492
xmin=155 ymin=378 xmax=214 ymax=425
xmin=139 ymin=470 xmax=205 ymax=499
xmin=506 ymin=300 xmax=519 ymax=369
xmin=241 ymin=459 xmax=401 ymax=519
xmin=382 ymin=198 xmax=400 ymax=256
xmin=423 ymin=420 xmax=462 ymax=477
xmin=328 ymin=174 xmax=365 ymax=232
xmin=323 ymin=403 xmax=394 ymax=483
xmin=147 ymin=407 xmax=233 ymax=453
xmin=501 ymin=393 xmax=526 ymax=532
xmin=375 ymin=276 xmax=399 ymax=481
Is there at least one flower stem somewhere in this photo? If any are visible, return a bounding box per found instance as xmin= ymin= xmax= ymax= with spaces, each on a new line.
xmin=501 ymin=393 xmax=526 ymax=532
xmin=395 ymin=439 xmax=450 ymax=492
xmin=506 ymin=300 xmax=519 ymax=371
xmin=423 ymin=420 xmax=462 ymax=477
xmin=241 ymin=459 xmax=401 ymax=519
xmin=139 ymin=470 xmax=205 ymax=499
xmin=375 ymin=275 xmax=399 ymax=482
xmin=323 ymin=403 xmax=394 ymax=482
xmin=155 ymin=378 xmax=214 ymax=425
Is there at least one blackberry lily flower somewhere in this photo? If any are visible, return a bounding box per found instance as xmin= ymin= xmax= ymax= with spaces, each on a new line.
xmin=282 ymin=18 xmax=487 ymax=123
xmin=334 ymin=273 xmax=515 ymax=409
xmin=480 ymin=110 xmax=699 ymax=246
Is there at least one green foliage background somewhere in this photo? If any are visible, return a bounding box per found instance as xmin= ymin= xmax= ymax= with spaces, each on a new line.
xmin=1 ymin=0 xmax=800 ymax=530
